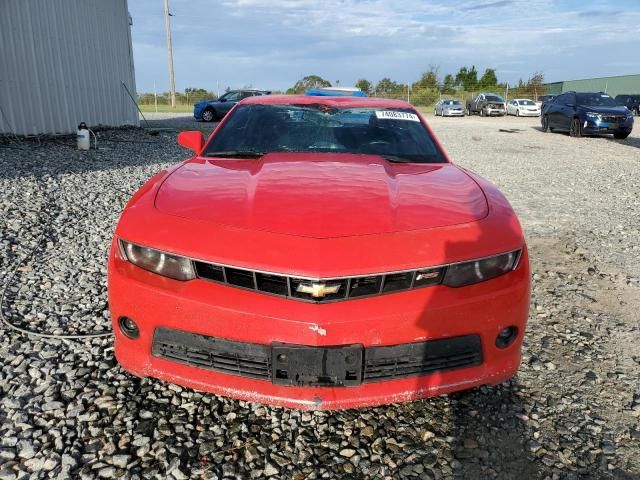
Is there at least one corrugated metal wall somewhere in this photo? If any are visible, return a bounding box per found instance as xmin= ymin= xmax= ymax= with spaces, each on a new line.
xmin=561 ymin=75 xmax=640 ymax=97
xmin=544 ymin=75 xmax=640 ymax=98
xmin=0 ymin=0 xmax=138 ymax=136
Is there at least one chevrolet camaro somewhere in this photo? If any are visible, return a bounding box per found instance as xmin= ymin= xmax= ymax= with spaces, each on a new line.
xmin=108 ymin=94 xmax=530 ymax=410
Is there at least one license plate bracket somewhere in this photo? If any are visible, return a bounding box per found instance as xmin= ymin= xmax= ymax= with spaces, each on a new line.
xmin=271 ymin=344 xmax=363 ymax=387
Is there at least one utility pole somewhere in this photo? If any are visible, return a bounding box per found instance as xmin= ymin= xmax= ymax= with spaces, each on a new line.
xmin=164 ymin=0 xmax=176 ymax=108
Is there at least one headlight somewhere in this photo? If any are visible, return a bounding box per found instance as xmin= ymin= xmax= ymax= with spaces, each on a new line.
xmin=119 ymin=240 xmax=196 ymax=281
xmin=443 ymin=250 xmax=520 ymax=287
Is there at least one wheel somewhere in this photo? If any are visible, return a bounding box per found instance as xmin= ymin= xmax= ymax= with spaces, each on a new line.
xmin=516 ymin=110 xmax=520 ymax=117
xmin=541 ymin=115 xmax=551 ymax=133
xmin=569 ymin=117 xmax=582 ymax=137
xmin=613 ymin=130 xmax=631 ymax=139
xmin=201 ymin=108 xmax=216 ymax=122
xmin=480 ymin=108 xmax=485 ymax=117
xmin=467 ymin=107 xmax=472 ymax=116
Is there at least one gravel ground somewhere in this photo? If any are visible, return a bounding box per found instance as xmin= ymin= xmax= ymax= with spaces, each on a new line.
xmin=0 ymin=113 xmax=639 ymax=479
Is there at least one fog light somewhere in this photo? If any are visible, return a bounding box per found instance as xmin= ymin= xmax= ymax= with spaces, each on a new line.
xmin=118 ymin=316 xmax=140 ymax=339
xmin=495 ymin=326 xmax=518 ymax=348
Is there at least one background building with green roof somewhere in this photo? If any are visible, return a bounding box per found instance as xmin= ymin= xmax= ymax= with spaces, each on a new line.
xmin=544 ymin=74 xmax=640 ymax=97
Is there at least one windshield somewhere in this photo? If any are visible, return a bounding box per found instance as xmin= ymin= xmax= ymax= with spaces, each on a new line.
xmin=519 ymin=100 xmax=535 ymax=105
xmin=203 ymin=104 xmax=447 ymax=163
xmin=576 ymin=93 xmax=617 ymax=107
xmin=443 ymin=100 xmax=461 ymax=105
xmin=485 ymin=95 xmax=504 ymax=102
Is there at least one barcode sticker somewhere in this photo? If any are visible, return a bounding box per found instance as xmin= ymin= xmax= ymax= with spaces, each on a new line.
xmin=375 ymin=111 xmax=420 ymax=122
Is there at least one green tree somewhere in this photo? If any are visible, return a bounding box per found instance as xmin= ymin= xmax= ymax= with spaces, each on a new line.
xmin=288 ymin=75 xmax=332 ymax=94
xmin=375 ymin=78 xmax=404 ymax=97
xmin=442 ymin=74 xmax=456 ymax=94
xmin=413 ymin=65 xmax=440 ymax=90
xmin=355 ymin=78 xmax=372 ymax=94
xmin=479 ymin=68 xmax=498 ymax=88
xmin=455 ymin=66 xmax=478 ymax=91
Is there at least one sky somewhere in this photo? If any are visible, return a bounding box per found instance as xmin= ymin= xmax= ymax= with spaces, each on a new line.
xmin=129 ymin=0 xmax=640 ymax=94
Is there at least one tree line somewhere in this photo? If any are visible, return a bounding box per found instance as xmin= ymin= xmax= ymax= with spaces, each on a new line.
xmin=137 ymin=68 xmax=548 ymax=108
xmin=287 ymin=68 xmax=547 ymax=105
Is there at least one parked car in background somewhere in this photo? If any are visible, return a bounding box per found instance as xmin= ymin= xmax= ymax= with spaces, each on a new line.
xmin=615 ymin=94 xmax=640 ymax=115
xmin=541 ymin=91 xmax=633 ymax=139
xmin=466 ymin=93 xmax=506 ymax=116
xmin=194 ymin=90 xmax=271 ymax=122
xmin=434 ymin=99 xmax=465 ymax=116
xmin=109 ymin=94 xmax=530 ymax=410
xmin=535 ymin=94 xmax=556 ymax=110
xmin=506 ymin=99 xmax=540 ymax=117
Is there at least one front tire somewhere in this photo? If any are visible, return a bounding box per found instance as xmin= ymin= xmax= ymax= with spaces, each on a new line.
xmin=570 ymin=117 xmax=582 ymax=137
xmin=541 ymin=115 xmax=551 ymax=133
xmin=201 ymin=108 xmax=216 ymax=122
xmin=516 ymin=110 xmax=520 ymax=117
xmin=614 ymin=130 xmax=631 ymax=139
xmin=480 ymin=108 xmax=485 ymax=117
xmin=467 ymin=107 xmax=472 ymax=116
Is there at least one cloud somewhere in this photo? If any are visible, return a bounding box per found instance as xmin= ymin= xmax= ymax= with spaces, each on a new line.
xmin=128 ymin=0 xmax=640 ymax=92
xmin=460 ymin=0 xmax=513 ymax=11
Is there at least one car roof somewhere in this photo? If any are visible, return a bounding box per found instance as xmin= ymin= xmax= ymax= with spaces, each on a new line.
xmin=241 ymin=94 xmax=413 ymax=108
xmin=513 ymin=98 xmax=534 ymax=101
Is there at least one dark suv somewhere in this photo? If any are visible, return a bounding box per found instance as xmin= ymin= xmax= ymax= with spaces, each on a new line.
xmin=194 ymin=90 xmax=271 ymax=122
xmin=541 ymin=91 xmax=633 ymax=139
xmin=615 ymin=94 xmax=640 ymax=115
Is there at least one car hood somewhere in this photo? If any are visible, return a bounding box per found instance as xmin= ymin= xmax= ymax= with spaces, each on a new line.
xmin=579 ymin=105 xmax=630 ymax=115
xmin=154 ymin=153 xmax=488 ymax=238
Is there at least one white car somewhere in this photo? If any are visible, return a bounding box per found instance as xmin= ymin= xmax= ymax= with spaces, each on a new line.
xmin=506 ymin=99 xmax=540 ymax=117
xmin=434 ymin=99 xmax=465 ymax=116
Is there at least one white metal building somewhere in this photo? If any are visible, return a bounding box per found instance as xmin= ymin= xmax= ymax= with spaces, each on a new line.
xmin=0 ymin=0 xmax=138 ymax=136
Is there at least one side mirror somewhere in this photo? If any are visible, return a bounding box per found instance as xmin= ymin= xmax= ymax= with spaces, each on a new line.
xmin=177 ymin=131 xmax=204 ymax=154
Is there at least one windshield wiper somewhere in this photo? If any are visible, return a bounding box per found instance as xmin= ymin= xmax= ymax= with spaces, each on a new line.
xmin=381 ymin=155 xmax=419 ymax=163
xmin=205 ymin=150 xmax=265 ymax=158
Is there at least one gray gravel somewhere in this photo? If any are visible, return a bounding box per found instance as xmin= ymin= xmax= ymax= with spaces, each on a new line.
xmin=0 ymin=114 xmax=639 ymax=479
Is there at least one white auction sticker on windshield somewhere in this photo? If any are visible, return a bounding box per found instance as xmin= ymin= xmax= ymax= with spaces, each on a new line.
xmin=375 ymin=110 xmax=420 ymax=122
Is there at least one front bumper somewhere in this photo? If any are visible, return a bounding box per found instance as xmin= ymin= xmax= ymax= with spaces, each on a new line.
xmin=109 ymin=243 xmax=530 ymax=410
xmin=193 ymin=104 xmax=205 ymax=120
xmin=443 ymin=110 xmax=464 ymax=116
xmin=518 ymin=110 xmax=540 ymax=117
xmin=485 ymin=108 xmax=505 ymax=116
xmin=582 ymin=117 xmax=633 ymax=134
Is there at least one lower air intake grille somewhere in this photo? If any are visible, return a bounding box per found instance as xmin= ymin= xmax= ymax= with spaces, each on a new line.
xmin=152 ymin=328 xmax=482 ymax=385
xmin=152 ymin=328 xmax=271 ymax=379
xmin=363 ymin=335 xmax=482 ymax=382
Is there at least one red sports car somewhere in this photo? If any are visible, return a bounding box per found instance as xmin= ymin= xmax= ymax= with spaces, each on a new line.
xmin=108 ymin=94 xmax=530 ymax=410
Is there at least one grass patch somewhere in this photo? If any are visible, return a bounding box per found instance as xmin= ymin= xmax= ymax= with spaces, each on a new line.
xmin=139 ymin=104 xmax=193 ymax=113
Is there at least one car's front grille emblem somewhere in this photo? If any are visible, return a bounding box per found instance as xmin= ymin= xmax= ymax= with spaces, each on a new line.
xmin=295 ymin=282 xmax=341 ymax=298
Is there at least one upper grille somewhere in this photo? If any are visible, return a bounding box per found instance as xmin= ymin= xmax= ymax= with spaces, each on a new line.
xmin=600 ymin=115 xmax=626 ymax=123
xmin=193 ymin=260 xmax=445 ymax=303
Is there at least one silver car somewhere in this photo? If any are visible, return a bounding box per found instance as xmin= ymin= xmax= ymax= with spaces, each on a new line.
xmin=434 ymin=99 xmax=465 ymax=117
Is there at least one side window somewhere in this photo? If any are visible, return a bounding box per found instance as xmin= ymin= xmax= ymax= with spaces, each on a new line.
xmin=566 ymin=93 xmax=576 ymax=105
xmin=240 ymin=92 xmax=253 ymax=99
xmin=554 ymin=93 xmax=566 ymax=104
xmin=225 ymin=92 xmax=242 ymax=101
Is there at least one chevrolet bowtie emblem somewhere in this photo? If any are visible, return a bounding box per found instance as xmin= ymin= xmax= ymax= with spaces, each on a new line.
xmin=296 ymin=282 xmax=341 ymax=298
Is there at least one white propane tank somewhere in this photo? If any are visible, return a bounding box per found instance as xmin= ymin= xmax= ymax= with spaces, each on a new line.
xmin=77 ymin=122 xmax=90 ymax=150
